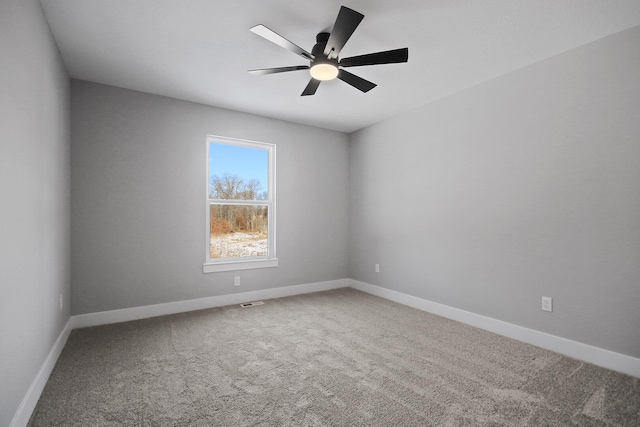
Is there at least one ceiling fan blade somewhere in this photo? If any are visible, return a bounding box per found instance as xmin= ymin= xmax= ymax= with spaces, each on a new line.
xmin=249 ymin=65 xmax=310 ymax=75
xmin=250 ymin=25 xmax=313 ymax=60
xmin=340 ymin=48 xmax=408 ymax=67
xmin=301 ymin=79 xmax=321 ymax=96
xmin=337 ymin=70 xmax=376 ymax=93
xmin=324 ymin=6 xmax=364 ymax=58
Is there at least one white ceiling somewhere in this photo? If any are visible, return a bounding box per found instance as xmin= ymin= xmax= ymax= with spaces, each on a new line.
xmin=40 ymin=0 xmax=640 ymax=133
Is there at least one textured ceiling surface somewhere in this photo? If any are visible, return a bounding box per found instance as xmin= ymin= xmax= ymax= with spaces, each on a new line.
xmin=40 ymin=0 xmax=640 ymax=133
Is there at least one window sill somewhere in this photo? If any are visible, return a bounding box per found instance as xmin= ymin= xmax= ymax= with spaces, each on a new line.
xmin=203 ymin=258 xmax=279 ymax=273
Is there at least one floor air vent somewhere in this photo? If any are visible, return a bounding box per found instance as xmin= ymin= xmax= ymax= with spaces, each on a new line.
xmin=240 ymin=301 xmax=264 ymax=308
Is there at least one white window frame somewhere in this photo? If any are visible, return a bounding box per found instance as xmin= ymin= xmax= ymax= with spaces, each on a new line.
xmin=203 ymin=135 xmax=277 ymax=273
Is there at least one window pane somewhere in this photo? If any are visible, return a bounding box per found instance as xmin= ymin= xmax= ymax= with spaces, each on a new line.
xmin=209 ymin=143 xmax=269 ymax=200
xmin=210 ymin=204 xmax=268 ymax=259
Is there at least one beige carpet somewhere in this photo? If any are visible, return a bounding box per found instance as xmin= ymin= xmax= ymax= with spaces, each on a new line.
xmin=29 ymin=288 xmax=640 ymax=426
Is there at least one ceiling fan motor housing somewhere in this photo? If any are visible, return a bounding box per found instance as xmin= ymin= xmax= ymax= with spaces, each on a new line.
xmin=312 ymin=32 xmax=330 ymax=58
xmin=310 ymin=32 xmax=339 ymax=80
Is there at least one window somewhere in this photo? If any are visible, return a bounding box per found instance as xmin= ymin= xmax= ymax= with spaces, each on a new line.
xmin=203 ymin=135 xmax=277 ymax=273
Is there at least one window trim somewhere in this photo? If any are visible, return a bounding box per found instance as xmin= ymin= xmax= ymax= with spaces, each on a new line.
xmin=203 ymin=135 xmax=277 ymax=273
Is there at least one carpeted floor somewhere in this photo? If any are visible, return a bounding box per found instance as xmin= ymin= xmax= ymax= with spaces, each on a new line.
xmin=29 ymin=288 xmax=640 ymax=426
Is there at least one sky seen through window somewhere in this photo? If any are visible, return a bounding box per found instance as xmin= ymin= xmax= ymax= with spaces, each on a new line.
xmin=209 ymin=143 xmax=268 ymax=195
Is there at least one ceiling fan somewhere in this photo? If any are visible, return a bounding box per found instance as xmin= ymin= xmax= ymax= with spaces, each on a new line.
xmin=248 ymin=6 xmax=409 ymax=96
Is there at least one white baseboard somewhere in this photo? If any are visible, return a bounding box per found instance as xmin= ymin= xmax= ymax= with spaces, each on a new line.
xmin=10 ymin=318 xmax=73 ymax=427
xmin=350 ymin=279 xmax=640 ymax=379
xmin=72 ymin=278 xmax=349 ymax=329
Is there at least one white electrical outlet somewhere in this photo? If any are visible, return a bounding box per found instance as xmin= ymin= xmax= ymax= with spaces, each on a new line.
xmin=59 ymin=294 xmax=63 ymax=310
xmin=375 ymin=264 xmax=380 ymax=273
xmin=541 ymin=296 xmax=552 ymax=312
xmin=234 ymin=276 xmax=240 ymax=286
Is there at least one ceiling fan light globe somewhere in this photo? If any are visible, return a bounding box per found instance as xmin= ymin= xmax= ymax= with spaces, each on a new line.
xmin=310 ymin=63 xmax=339 ymax=81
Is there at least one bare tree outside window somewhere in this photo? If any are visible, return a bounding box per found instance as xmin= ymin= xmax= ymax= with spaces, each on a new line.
xmin=206 ymin=138 xmax=275 ymax=263
xmin=209 ymin=174 xmax=268 ymax=258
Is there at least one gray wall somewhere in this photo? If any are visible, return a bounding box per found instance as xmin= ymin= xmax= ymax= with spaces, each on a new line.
xmin=349 ymin=25 xmax=640 ymax=358
xmin=71 ymin=80 xmax=349 ymax=315
xmin=0 ymin=0 xmax=70 ymax=425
